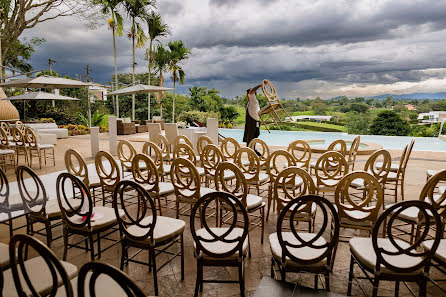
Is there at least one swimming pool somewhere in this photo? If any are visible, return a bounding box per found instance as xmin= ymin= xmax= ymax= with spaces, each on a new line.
xmin=219 ymin=129 xmax=446 ymax=152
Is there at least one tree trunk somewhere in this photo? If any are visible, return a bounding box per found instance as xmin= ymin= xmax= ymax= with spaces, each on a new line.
xmin=131 ymin=20 xmax=135 ymax=120
xmin=147 ymin=39 xmax=152 ymax=121
xmin=172 ymin=78 xmax=176 ymax=123
xmin=112 ymin=23 xmax=117 ymax=115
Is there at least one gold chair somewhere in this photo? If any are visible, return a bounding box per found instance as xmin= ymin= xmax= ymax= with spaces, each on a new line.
xmin=200 ymin=144 xmax=229 ymax=187
xmin=335 ymin=171 xmax=384 ymax=238
xmin=364 ymin=149 xmax=392 ymax=191
xmin=131 ymin=153 xmax=175 ymax=215
xmin=215 ymin=161 xmax=265 ymax=244
xmin=314 ymin=151 xmax=348 ymax=197
xmin=265 ymin=150 xmax=296 ymax=220
xmin=64 ymin=149 xmax=101 ymax=201
xmin=95 ymin=151 xmax=122 ymax=206
xmin=0 ymin=122 xmax=10 ymax=136
xmin=10 ymin=127 xmax=28 ymax=166
xmin=248 ymin=138 xmax=270 ymax=169
xmin=173 ymin=143 xmax=205 ymax=177
xmin=385 ymin=139 xmax=414 ymax=202
xmin=0 ymin=147 xmax=15 ymax=172
xmin=25 ymin=127 xmax=55 ymax=169
xmin=14 ymin=120 xmax=25 ymax=133
xmin=0 ymin=127 xmax=15 ymax=150
xmin=234 ymin=147 xmax=269 ymax=196
xmin=142 ymin=141 xmax=170 ymax=181
xmin=117 ymin=140 xmax=137 ymax=178
xmin=197 ymin=135 xmax=213 ymax=157
xmin=221 ymin=137 xmax=241 ymax=163
xmin=0 ymin=167 xmax=24 ymax=237
xmin=175 ymin=134 xmax=200 ymax=162
xmin=153 ymin=133 xmax=173 ymax=164
xmin=347 ymin=136 xmax=360 ymax=171
xmin=310 ymin=139 xmax=347 ymax=174
xmin=113 ymin=180 xmax=185 ymax=296
xmin=287 ymin=139 xmax=311 ymax=171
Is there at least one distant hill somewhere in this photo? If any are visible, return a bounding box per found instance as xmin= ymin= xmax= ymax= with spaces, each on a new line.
xmin=329 ymin=92 xmax=446 ymax=100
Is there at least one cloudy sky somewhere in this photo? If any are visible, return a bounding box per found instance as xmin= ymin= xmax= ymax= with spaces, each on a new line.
xmin=24 ymin=0 xmax=446 ymax=99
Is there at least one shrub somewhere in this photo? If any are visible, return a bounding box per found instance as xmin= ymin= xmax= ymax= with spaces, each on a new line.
xmin=369 ymin=110 xmax=410 ymax=136
xmin=346 ymin=112 xmax=371 ymax=135
xmin=177 ymin=111 xmax=220 ymax=126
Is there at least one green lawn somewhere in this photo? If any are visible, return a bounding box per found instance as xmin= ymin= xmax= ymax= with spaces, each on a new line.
xmin=232 ymin=105 xmax=246 ymax=126
xmin=292 ymin=121 xmax=347 ymax=132
xmin=291 ymin=110 xmax=316 ymax=116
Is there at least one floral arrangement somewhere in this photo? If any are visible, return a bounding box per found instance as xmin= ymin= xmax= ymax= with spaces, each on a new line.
xmin=177 ymin=121 xmax=189 ymax=129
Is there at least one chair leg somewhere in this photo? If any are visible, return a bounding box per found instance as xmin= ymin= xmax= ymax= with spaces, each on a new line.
xmin=400 ymin=177 xmax=405 ymax=201
xmin=239 ymin=262 xmax=245 ymax=297
xmin=194 ymin=261 xmax=202 ymax=297
xmin=270 ymin=257 xmax=275 ymax=278
xmin=372 ymin=277 xmax=379 ymax=297
xmin=150 ymin=247 xmax=158 ymax=296
xmin=180 ymin=234 xmax=184 ymax=281
xmin=88 ymin=234 xmax=95 ymax=260
xmin=347 ymin=255 xmax=354 ymax=296
xmin=97 ymin=233 xmax=101 ymax=259
xmin=62 ymin=226 xmax=68 ymax=261
xmin=260 ymin=207 xmax=265 ymax=244
xmin=325 ymin=271 xmax=330 ymax=292
xmin=395 ymin=281 xmax=399 ymax=297
xmin=314 ymin=274 xmax=318 ymax=289
xmin=419 ymin=278 xmax=427 ymax=297
xmin=266 ymin=186 xmax=272 ymax=221
xmin=45 ymin=221 xmax=52 ymax=248
xmin=120 ymin=239 xmax=126 ymax=270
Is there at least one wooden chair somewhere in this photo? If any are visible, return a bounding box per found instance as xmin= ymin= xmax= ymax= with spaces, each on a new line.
xmin=64 ymin=149 xmax=102 ymax=201
xmin=95 ymin=151 xmax=122 ymax=206
xmin=347 ymin=136 xmax=360 ymax=171
xmin=273 ymin=167 xmax=317 ymax=231
xmin=173 ymin=143 xmax=205 ymax=177
xmin=201 ymin=144 xmax=228 ymax=187
xmin=77 ymin=261 xmax=147 ymax=297
xmin=142 ymin=141 xmax=170 ymax=181
xmin=117 ymin=140 xmax=137 ymax=178
xmin=248 ymin=138 xmax=270 ymax=169
xmin=221 ymin=137 xmax=240 ymax=163
xmin=265 ymin=150 xmax=296 ymax=220
xmin=347 ymin=200 xmax=442 ymax=297
xmin=314 ymin=151 xmax=348 ymax=197
xmin=310 ymin=139 xmax=347 ymax=174
xmin=153 ymin=133 xmax=173 ymax=164
xmin=287 ymin=139 xmax=311 ymax=171
xmin=0 ymin=122 xmax=10 ymax=136
xmin=258 ymin=79 xmax=293 ymax=131
xmin=25 ymin=127 xmax=55 ymax=169
xmin=234 ymin=147 xmax=269 ymax=196
xmin=270 ymin=195 xmax=340 ymax=290
xmin=215 ymin=161 xmax=265 ymax=244
xmin=10 ymin=127 xmax=28 ymax=166
xmin=197 ymin=135 xmax=213 ymax=157
xmin=335 ymin=171 xmax=384 ymax=238
xmin=56 ymin=172 xmax=123 ymax=261
xmin=131 ymin=153 xmax=174 ymax=215
xmin=0 ymin=127 xmax=15 ymax=172
xmin=16 ymin=165 xmax=64 ymax=247
xmin=0 ymin=127 xmax=14 ymax=149
xmin=174 ymin=134 xmax=193 ymax=149
xmin=113 ymin=180 xmax=185 ymax=296
xmin=6 ymin=234 xmax=77 ymax=297
xmin=170 ymin=158 xmax=215 ymax=219
xmin=14 ymin=121 xmax=25 ymax=133
xmin=0 ymin=167 xmax=25 ymax=238
xmin=190 ymin=191 xmax=249 ymax=297
xmin=364 ymin=149 xmax=392 ymax=191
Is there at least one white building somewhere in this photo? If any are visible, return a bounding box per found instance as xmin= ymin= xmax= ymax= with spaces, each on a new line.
xmin=89 ymin=82 xmax=109 ymax=103
xmin=290 ymin=115 xmax=332 ymax=122
xmin=417 ymin=111 xmax=446 ymax=123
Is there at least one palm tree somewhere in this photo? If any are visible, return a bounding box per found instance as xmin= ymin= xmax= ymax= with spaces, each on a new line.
xmin=167 ymin=40 xmax=190 ymax=122
xmin=97 ymin=0 xmax=124 ymax=115
xmin=145 ymin=11 xmax=170 ymax=120
xmin=124 ymin=0 xmax=150 ymax=120
xmin=152 ymin=44 xmax=170 ymax=118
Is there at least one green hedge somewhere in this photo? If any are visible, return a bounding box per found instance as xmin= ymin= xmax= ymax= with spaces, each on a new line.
xmin=295 ymin=119 xmax=346 ymax=126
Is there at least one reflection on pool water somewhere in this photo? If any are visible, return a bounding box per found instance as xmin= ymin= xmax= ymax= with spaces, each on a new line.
xmin=219 ymin=129 xmax=446 ymax=151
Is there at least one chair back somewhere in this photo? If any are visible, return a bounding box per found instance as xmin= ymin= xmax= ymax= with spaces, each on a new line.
xmin=0 ymin=167 xmax=10 ymax=212
xmin=64 ymin=149 xmax=91 ymax=187
xmin=190 ymin=191 xmax=249 ymax=259
xmin=201 ymin=144 xmax=224 ymax=177
xmin=153 ymin=133 xmax=171 ymax=161
xmin=234 ymin=147 xmax=260 ymax=183
xmin=174 ymin=135 xmax=193 ymax=148
xmin=274 ymin=167 xmax=315 ymax=214
xmin=276 ymin=195 xmax=340 ymax=267
xmin=147 ymin=123 xmax=162 ymax=142
xmin=197 ymin=135 xmax=213 ymax=156
xmin=170 ymin=158 xmax=201 ymax=203
xmin=398 ymin=139 xmax=415 ymax=176
xmin=9 ymin=234 xmax=74 ymax=297
xmin=56 ymin=172 xmax=94 ymax=230
xmin=95 ymin=151 xmax=121 ymax=190
xmin=215 ymin=162 xmax=248 ymax=207
xmin=221 ymin=137 xmax=240 ymax=162
xmin=287 ymin=140 xmax=312 ymax=170
xmin=314 ymin=151 xmax=348 ymax=187
xmin=173 ymin=143 xmax=197 ymax=164
xmin=328 ymin=139 xmax=347 ymax=156
xmin=164 ymin=123 xmax=179 ymax=145
xmin=248 ymin=138 xmax=270 ymax=166
xmin=0 ymin=122 xmax=10 ymax=135
xmin=419 ymin=169 xmax=446 ymax=217
xmin=78 ymin=261 xmax=146 ymax=297
xmin=335 ymin=171 xmax=383 ymax=225
xmin=113 ymin=180 xmax=156 ymax=243
xmin=347 ymin=136 xmax=360 ymax=171
xmin=117 ymin=140 xmax=137 ymax=171
xmin=24 ymin=127 xmax=39 ymax=148
xmin=131 ymin=154 xmax=159 ymax=193
xmin=16 ymin=165 xmax=48 ymax=217
xmin=364 ymin=149 xmax=391 ymax=184
xmin=142 ymin=141 xmax=164 ymax=173
xmin=0 ymin=127 xmax=10 ymax=147
xmin=10 ymin=127 xmax=26 ymax=147
xmin=373 ymin=200 xmax=442 ymax=274
xmin=262 ymin=79 xmax=280 ymax=104
xmin=266 ymin=150 xmax=295 ymax=184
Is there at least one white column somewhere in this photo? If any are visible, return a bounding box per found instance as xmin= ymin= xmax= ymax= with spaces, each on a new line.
xmin=207 ymin=118 xmax=219 ymax=144
xmin=108 ymin=116 xmax=117 ymax=155
xmin=90 ymin=127 xmax=100 ymax=158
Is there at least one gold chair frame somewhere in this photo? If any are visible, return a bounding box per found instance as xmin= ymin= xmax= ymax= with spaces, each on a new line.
xmin=258 ymin=80 xmax=293 ymax=131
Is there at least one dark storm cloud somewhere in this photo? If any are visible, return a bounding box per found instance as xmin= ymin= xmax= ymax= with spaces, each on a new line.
xmin=158 ymin=0 xmax=184 ymax=17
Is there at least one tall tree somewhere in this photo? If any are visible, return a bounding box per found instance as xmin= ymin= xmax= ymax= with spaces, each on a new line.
xmin=167 ymin=40 xmax=190 ymax=122
xmin=124 ymin=0 xmax=150 ymax=120
xmin=145 ymin=11 xmax=169 ymax=120
xmin=152 ymin=43 xmax=170 ymax=118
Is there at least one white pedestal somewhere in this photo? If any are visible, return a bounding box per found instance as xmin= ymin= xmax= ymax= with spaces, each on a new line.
xmin=108 ymin=116 xmax=117 ymax=155
xmin=91 ymin=127 xmax=100 ymax=158
xmin=207 ymin=118 xmax=219 ymax=144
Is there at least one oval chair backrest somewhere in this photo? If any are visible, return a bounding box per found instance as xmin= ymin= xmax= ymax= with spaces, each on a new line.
xmin=16 ymin=165 xmax=48 ymax=217
xmin=0 ymin=127 xmax=10 ymax=146
xmin=174 ymin=135 xmax=193 ymax=149
xmin=24 ymin=127 xmax=38 ymax=148
xmin=328 ymin=139 xmax=347 ymax=156
xmin=10 ymin=127 xmax=26 ymax=147
xmin=372 ymin=200 xmax=442 ymax=274
xmin=201 ymin=144 xmax=224 ymax=176
xmin=248 ymin=138 xmax=270 ymax=165
xmin=419 ymin=169 xmax=446 ymax=218
xmin=15 ymin=121 xmax=25 ymax=133
xmin=314 ymin=151 xmax=348 ymax=186
xmin=95 ymin=151 xmax=121 ymax=189
xmin=335 ymin=171 xmax=383 ymax=225
xmin=173 ymin=143 xmax=197 ymax=165
xmin=266 ymin=150 xmax=295 ymax=184
xmin=170 ymin=157 xmax=201 ymax=203
xmin=142 ymin=141 xmax=164 ymax=173
xmin=113 ymin=180 xmax=156 ymax=243
xmin=64 ymin=149 xmax=90 ymax=187
xmin=0 ymin=122 xmax=10 ymax=135
xmin=262 ymin=79 xmax=279 ymax=103
xmin=131 ymin=154 xmax=159 ymax=193
xmin=287 ymin=140 xmax=312 ymax=170
xmin=399 ymin=139 xmax=415 ymax=174
xmin=277 ymin=195 xmax=340 ymax=267
xmin=364 ymin=149 xmax=392 ymax=184
xmin=197 ymin=135 xmax=213 ymax=156
xmin=190 ymin=191 xmax=249 ymax=259
xmin=78 ymin=261 xmax=146 ymax=297
xmin=153 ymin=133 xmax=171 ymax=160
xmin=234 ymin=147 xmax=260 ymax=183
xmin=56 ymin=172 xmax=94 ymax=230
xmin=221 ymin=137 xmax=240 ymax=161
xmin=347 ymin=136 xmax=361 ymax=170
xmin=117 ymin=140 xmax=137 ymax=170
xmin=0 ymin=167 xmax=9 ymax=211
xmin=9 ymin=234 xmax=74 ymax=297
xmin=214 ymin=161 xmax=248 ymax=207
xmin=274 ymin=167 xmax=315 ymax=214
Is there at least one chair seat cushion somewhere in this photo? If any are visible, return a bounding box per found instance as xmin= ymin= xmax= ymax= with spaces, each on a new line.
xmin=194 ymin=227 xmax=248 ymax=260
xmin=37 ymin=144 xmax=54 ymax=149
xmin=422 ymin=239 xmax=446 ymax=264
xmin=158 ymin=182 xmax=175 ymax=196
xmin=67 ymin=207 xmax=124 ymax=230
xmin=385 ymin=201 xmax=433 ymax=222
xmin=376 ymin=162 xmax=399 ymax=172
xmin=349 ymin=237 xmax=422 ymax=275
xmin=31 ymin=199 xmax=62 ymax=219
xmin=269 ymin=232 xmax=327 ymax=268
xmin=127 ymin=215 xmax=185 ymax=244
xmin=0 ymin=149 xmax=14 ymax=154
xmin=2 ymin=256 xmax=77 ymax=297
xmin=246 ymin=194 xmax=264 ymax=210
xmin=88 ymin=175 xmax=101 ymax=188
xmin=0 ymin=243 xmax=10 ymax=268
xmin=244 ymin=172 xmax=269 ymax=184
xmin=387 ymin=172 xmax=398 ymax=180
xmin=197 ymin=167 xmax=205 ymax=176
xmin=426 ymin=169 xmax=438 ymax=178
xmin=162 ymin=164 xmax=171 ymax=174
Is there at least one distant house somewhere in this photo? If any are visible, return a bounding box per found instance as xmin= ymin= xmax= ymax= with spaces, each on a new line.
xmin=405 ymin=104 xmax=417 ymax=110
xmin=89 ymin=82 xmax=109 ymax=102
xmin=417 ymin=111 xmax=446 ymax=123
xmin=291 ymin=115 xmax=332 ymax=122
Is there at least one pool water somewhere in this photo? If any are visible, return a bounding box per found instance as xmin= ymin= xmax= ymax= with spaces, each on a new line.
xmin=219 ymin=129 xmax=446 ymax=152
